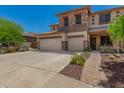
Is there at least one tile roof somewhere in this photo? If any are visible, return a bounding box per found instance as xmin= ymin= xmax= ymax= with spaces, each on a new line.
xmin=23 ymin=32 xmax=38 ymax=37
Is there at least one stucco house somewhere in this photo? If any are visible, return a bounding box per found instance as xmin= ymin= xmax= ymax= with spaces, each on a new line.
xmin=38 ymin=6 xmax=124 ymax=52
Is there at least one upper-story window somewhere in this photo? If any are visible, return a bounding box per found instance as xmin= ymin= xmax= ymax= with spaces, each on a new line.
xmin=63 ymin=17 xmax=68 ymax=26
xmin=99 ymin=13 xmax=111 ymax=24
xmin=75 ymin=14 xmax=81 ymax=24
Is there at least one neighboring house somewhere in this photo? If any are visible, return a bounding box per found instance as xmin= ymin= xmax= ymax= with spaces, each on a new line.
xmin=38 ymin=6 xmax=124 ymax=51
xmin=23 ymin=32 xmax=38 ymax=48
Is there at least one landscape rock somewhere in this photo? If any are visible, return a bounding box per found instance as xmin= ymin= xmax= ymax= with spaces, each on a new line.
xmin=113 ymin=54 xmax=121 ymax=58
xmin=105 ymin=54 xmax=109 ymax=56
xmin=121 ymin=57 xmax=124 ymax=61
xmin=76 ymin=52 xmax=82 ymax=55
xmin=108 ymin=55 xmax=116 ymax=60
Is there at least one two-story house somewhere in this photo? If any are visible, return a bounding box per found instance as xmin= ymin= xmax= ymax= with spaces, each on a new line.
xmin=38 ymin=6 xmax=124 ymax=51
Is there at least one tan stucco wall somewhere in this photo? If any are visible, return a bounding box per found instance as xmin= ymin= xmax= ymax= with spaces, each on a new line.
xmin=89 ymin=14 xmax=99 ymax=27
xmin=67 ymin=31 xmax=88 ymax=40
xmin=58 ymin=9 xmax=89 ymax=28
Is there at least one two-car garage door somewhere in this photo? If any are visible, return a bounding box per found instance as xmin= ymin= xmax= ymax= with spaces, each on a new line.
xmin=40 ymin=38 xmax=62 ymax=51
xmin=40 ymin=37 xmax=85 ymax=51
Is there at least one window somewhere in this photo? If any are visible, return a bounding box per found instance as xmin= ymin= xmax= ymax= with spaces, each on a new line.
xmin=75 ymin=14 xmax=81 ymax=24
xmin=116 ymin=11 xmax=120 ymax=14
xmin=100 ymin=36 xmax=112 ymax=46
xmin=92 ymin=22 xmax=94 ymax=25
xmin=99 ymin=13 xmax=111 ymax=24
xmin=63 ymin=17 xmax=68 ymax=26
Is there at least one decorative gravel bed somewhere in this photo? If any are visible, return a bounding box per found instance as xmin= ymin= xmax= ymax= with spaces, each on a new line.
xmin=60 ymin=64 xmax=83 ymax=80
xmin=100 ymin=53 xmax=124 ymax=88
xmin=60 ymin=52 xmax=90 ymax=80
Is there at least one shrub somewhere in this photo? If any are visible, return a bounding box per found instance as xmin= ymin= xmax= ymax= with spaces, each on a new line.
xmin=18 ymin=45 xmax=29 ymax=52
xmin=81 ymin=51 xmax=90 ymax=60
xmin=119 ymin=49 xmax=124 ymax=53
xmin=99 ymin=45 xmax=108 ymax=53
xmin=83 ymin=47 xmax=92 ymax=52
xmin=99 ymin=45 xmax=117 ymax=53
xmin=70 ymin=54 xmax=85 ymax=66
xmin=0 ymin=47 xmax=7 ymax=54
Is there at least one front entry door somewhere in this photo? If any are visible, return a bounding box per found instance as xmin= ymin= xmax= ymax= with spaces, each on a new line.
xmin=90 ymin=37 xmax=96 ymax=50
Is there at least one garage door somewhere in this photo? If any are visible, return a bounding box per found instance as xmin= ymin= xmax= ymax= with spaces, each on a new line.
xmin=40 ymin=38 xmax=62 ymax=51
xmin=68 ymin=37 xmax=84 ymax=52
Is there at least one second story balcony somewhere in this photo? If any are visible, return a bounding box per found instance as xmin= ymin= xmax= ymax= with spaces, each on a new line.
xmin=59 ymin=23 xmax=88 ymax=32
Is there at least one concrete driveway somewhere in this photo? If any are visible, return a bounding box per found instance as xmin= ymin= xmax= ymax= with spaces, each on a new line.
xmin=0 ymin=51 xmax=92 ymax=88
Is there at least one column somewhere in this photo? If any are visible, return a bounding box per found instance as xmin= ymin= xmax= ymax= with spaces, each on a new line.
xmin=96 ymin=35 xmax=100 ymax=49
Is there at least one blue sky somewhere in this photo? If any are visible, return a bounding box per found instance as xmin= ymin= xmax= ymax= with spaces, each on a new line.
xmin=0 ymin=5 xmax=121 ymax=34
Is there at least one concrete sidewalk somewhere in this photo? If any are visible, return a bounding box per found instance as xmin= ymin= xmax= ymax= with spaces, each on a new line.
xmin=81 ymin=51 xmax=107 ymax=87
xmin=42 ymin=74 xmax=93 ymax=88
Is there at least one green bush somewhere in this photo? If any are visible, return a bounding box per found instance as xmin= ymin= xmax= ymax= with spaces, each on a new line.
xmin=99 ymin=45 xmax=108 ymax=53
xmin=83 ymin=47 xmax=92 ymax=52
xmin=81 ymin=52 xmax=90 ymax=60
xmin=70 ymin=54 xmax=85 ymax=66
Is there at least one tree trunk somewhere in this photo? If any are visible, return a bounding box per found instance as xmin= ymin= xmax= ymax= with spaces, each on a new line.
xmin=115 ymin=41 xmax=120 ymax=54
xmin=114 ymin=41 xmax=119 ymax=53
xmin=119 ymin=40 xmax=121 ymax=53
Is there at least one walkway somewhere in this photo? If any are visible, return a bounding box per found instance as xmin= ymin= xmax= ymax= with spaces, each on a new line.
xmin=81 ymin=51 xmax=107 ymax=87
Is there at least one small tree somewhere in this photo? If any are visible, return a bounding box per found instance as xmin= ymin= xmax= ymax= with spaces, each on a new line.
xmin=0 ymin=18 xmax=24 ymax=49
xmin=108 ymin=15 xmax=124 ymax=53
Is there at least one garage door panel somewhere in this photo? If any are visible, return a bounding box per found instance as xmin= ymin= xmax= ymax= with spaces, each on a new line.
xmin=68 ymin=37 xmax=84 ymax=52
xmin=40 ymin=38 xmax=62 ymax=51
